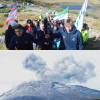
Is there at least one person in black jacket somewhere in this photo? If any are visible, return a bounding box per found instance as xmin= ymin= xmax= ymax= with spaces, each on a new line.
xmin=52 ymin=25 xmax=61 ymax=50
xmin=59 ymin=20 xmax=64 ymax=30
xmin=49 ymin=23 xmax=54 ymax=33
xmin=24 ymin=19 xmax=37 ymax=50
xmin=5 ymin=20 xmax=19 ymax=49
xmin=33 ymin=20 xmax=39 ymax=30
xmin=9 ymin=24 xmax=45 ymax=50
xmin=24 ymin=19 xmax=36 ymax=37
xmin=36 ymin=20 xmax=51 ymax=50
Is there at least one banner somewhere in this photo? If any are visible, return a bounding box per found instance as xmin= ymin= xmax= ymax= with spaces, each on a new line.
xmin=6 ymin=3 xmax=18 ymax=25
xmin=75 ymin=0 xmax=88 ymax=32
xmin=53 ymin=8 xmax=69 ymax=21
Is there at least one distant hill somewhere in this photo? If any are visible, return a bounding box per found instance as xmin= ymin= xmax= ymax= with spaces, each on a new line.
xmin=1 ymin=0 xmax=100 ymax=6
xmin=1 ymin=0 xmax=100 ymax=10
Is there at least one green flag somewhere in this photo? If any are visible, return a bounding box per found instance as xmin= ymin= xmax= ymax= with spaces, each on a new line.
xmin=39 ymin=12 xmax=44 ymax=20
xmin=56 ymin=8 xmax=69 ymax=17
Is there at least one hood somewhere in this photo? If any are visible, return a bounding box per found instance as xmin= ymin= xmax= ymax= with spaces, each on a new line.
xmin=63 ymin=25 xmax=77 ymax=34
xmin=8 ymin=25 xmax=13 ymax=30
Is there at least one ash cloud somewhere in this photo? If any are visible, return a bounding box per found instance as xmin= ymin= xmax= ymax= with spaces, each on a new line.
xmin=24 ymin=54 xmax=47 ymax=75
xmin=24 ymin=54 xmax=96 ymax=84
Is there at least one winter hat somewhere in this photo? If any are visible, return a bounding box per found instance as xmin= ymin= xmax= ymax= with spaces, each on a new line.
xmin=11 ymin=20 xmax=19 ymax=27
xmin=83 ymin=23 xmax=89 ymax=30
xmin=27 ymin=19 xmax=32 ymax=24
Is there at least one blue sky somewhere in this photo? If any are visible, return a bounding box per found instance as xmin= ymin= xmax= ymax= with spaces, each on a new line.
xmin=0 ymin=51 xmax=100 ymax=95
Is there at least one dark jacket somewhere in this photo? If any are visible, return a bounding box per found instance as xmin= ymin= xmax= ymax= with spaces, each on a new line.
xmin=49 ymin=28 xmax=53 ymax=33
xmin=60 ymin=26 xmax=84 ymax=50
xmin=52 ymin=29 xmax=61 ymax=42
xmin=24 ymin=25 xmax=36 ymax=38
xmin=59 ymin=26 xmax=64 ymax=30
xmin=9 ymin=33 xmax=42 ymax=50
xmin=36 ymin=27 xmax=46 ymax=43
xmin=36 ymin=27 xmax=52 ymax=50
xmin=5 ymin=25 xmax=15 ymax=49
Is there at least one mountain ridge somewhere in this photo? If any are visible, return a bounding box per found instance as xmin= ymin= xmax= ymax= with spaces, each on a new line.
xmin=0 ymin=80 xmax=100 ymax=100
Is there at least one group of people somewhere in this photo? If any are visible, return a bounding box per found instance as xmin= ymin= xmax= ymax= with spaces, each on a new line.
xmin=5 ymin=17 xmax=89 ymax=50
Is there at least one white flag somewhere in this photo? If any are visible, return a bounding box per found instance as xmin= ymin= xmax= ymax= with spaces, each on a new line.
xmin=53 ymin=13 xmax=68 ymax=21
xmin=53 ymin=8 xmax=69 ymax=21
xmin=75 ymin=0 xmax=88 ymax=32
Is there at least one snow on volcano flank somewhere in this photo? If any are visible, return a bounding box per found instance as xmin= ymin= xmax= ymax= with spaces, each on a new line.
xmin=0 ymin=80 xmax=100 ymax=100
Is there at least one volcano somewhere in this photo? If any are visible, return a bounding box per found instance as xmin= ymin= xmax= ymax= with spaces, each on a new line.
xmin=0 ymin=80 xmax=100 ymax=100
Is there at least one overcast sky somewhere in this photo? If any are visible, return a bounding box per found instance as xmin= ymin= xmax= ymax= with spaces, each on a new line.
xmin=0 ymin=51 xmax=100 ymax=95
